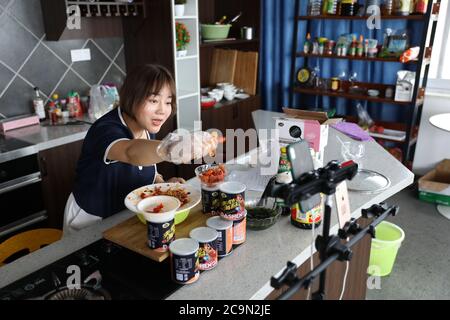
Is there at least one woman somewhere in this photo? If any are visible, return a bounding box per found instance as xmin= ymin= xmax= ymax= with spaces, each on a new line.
xmin=64 ymin=64 xmax=217 ymax=234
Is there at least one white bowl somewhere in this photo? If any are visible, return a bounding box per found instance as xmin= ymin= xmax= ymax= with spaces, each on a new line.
xmin=209 ymin=90 xmax=224 ymax=101
xmin=224 ymin=91 xmax=236 ymax=101
xmin=216 ymin=82 xmax=231 ymax=89
xmin=137 ymin=196 xmax=181 ymax=223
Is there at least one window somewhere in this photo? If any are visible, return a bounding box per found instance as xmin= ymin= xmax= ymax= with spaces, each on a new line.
xmin=428 ymin=0 xmax=450 ymax=89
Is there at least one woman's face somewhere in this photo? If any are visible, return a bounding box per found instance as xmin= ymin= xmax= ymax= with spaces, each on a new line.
xmin=135 ymin=85 xmax=173 ymax=134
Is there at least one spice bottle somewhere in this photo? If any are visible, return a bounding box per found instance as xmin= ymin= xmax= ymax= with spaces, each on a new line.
xmin=349 ymin=35 xmax=357 ymax=56
xmin=303 ymin=33 xmax=312 ymax=54
xmin=357 ymin=35 xmax=364 ymax=57
xmin=33 ymin=87 xmax=46 ymax=121
xmin=275 ymin=147 xmax=293 ymax=216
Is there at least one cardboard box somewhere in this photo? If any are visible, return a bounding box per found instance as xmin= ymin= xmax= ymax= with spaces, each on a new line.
xmin=274 ymin=108 xmax=342 ymax=168
xmin=418 ymin=159 xmax=450 ymax=206
xmin=0 ymin=115 xmax=40 ymax=133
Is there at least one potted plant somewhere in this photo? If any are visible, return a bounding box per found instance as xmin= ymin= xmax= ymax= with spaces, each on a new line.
xmin=176 ymin=22 xmax=190 ymax=57
xmin=175 ymin=0 xmax=187 ymax=17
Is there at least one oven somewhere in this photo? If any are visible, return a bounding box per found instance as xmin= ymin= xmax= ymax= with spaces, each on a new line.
xmin=0 ymin=154 xmax=47 ymax=242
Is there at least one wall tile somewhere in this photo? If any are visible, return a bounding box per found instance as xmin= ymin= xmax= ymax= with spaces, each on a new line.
xmin=8 ymin=0 xmax=45 ymax=38
xmin=94 ymin=37 xmax=123 ymax=60
xmin=115 ymin=49 xmax=126 ymax=73
xmin=102 ymin=65 xmax=125 ymax=89
xmin=0 ymin=63 xmax=14 ymax=95
xmin=0 ymin=1 xmax=126 ymax=119
xmin=0 ymin=0 xmax=11 ymax=8
xmin=20 ymin=44 xmax=68 ymax=96
xmin=0 ymin=14 xmax=38 ymax=71
xmin=0 ymin=76 xmax=34 ymax=117
xmin=44 ymin=39 xmax=88 ymax=65
xmin=54 ymin=70 xmax=90 ymax=98
xmin=71 ymin=41 xmax=110 ymax=86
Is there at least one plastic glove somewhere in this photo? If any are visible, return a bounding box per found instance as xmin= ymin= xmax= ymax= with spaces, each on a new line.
xmin=157 ymin=131 xmax=219 ymax=164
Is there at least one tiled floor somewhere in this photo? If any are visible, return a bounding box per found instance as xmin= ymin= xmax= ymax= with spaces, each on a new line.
xmin=366 ymin=187 xmax=450 ymax=300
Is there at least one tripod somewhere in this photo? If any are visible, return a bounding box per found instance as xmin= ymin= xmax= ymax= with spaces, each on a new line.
xmin=264 ymin=160 xmax=399 ymax=300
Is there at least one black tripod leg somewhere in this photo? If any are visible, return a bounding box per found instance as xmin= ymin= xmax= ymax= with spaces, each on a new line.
xmin=312 ymin=196 xmax=333 ymax=300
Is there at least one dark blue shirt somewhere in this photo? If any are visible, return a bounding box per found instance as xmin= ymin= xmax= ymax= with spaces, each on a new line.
xmin=73 ymin=107 xmax=156 ymax=218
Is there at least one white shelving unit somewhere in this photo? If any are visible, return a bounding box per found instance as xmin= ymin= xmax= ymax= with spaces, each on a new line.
xmin=171 ymin=0 xmax=201 ymax=132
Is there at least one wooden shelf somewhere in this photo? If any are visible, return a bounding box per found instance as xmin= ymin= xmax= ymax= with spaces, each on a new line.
xmin=344 ymin=116 xmax=419 ymax=145
xmin=297 ymin=52 xmax=419 ymax=64
xmin=201 ymin=94 xmax=258 ymax=111
xmin=297 ymin=14 xmax=426 ymax=21
xmin=294 ymin=86 xmax=424 ymax=106
xmin=200 ymin=39 xmax=259 ymax=48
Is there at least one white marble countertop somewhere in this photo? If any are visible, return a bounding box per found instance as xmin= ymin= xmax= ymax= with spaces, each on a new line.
xmin=0 ymin=110 xmax=414 ymax=300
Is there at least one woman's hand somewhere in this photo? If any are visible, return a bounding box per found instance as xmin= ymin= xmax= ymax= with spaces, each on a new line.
xmin=167 ymin=177 xmax=186 ymax=184
xmin=157 ymin=131 xmax=221 ymax=164
xmin=154 ymin=174 xmax=165 ymax=184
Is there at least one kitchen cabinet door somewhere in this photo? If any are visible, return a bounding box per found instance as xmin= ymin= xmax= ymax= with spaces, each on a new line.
xmin=38 ymin=140 xmax=84 ymax=229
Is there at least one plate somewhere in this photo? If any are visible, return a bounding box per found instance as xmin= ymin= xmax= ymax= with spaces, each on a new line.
xmin=369 ymin=129 xmax=406 ymax=142
xmin=235 ymin=93 xmax=250 ymax=100
xmin=347 ymin=169 xmax=391 ymax=194
xmin=124 ymin=183 xmax=201 ymax=225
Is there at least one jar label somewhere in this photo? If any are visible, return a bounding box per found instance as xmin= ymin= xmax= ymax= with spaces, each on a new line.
xmin=198 ymin=240 xmax=218 ymax=270
xmin=147 ymin=219 xmax=175 ymax=252
xmin=171 ymin=252 xmax=200 ymax=285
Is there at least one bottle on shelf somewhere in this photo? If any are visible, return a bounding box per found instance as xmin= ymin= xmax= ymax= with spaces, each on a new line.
xmin=308 ymin=0 xmax=323 ymax=16
xmin=357 ymin=35 xmax=364 ymax=57
xmin=383 ymin=0 xmax=394 ymax=15
xmin=32 ymin=87 xmax=46 ymax=121
xmin=349 ymin=35 xmax=357 ymax=56
xmin=303 ymin=33 xmax=312 ymax=54
xmin=323 ymin=0 xmax=338 ymax=15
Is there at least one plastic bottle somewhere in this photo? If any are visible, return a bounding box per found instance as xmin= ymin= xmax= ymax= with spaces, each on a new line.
xmin=357 ymin=35 xmax=364 ymax=57
xmin=275 ymin=147 xmax=293 ymax=216
xmin=32 ymin=87 xmax=46 ymax=121
xmin=349 ymin=35 xmax=357 ymax=56
xmin=303 ymin=33 xmax=312 ymax=54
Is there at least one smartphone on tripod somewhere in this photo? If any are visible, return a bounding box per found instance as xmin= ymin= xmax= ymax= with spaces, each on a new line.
xmin=287 ymin=140 xmax=322 ymax=212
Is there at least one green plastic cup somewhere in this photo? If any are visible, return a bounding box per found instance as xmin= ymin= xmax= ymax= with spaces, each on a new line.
xmin=368 ymin=221 xmax=405 ymax=277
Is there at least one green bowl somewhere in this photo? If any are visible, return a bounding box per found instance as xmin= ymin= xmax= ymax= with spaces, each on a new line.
xmin=246 ymin=206 xmax=282 ymax=230
xmin=137 ymin=209 xmax=190 ymax=225
xmin=201 ymin=24 xmax=231 ymax=40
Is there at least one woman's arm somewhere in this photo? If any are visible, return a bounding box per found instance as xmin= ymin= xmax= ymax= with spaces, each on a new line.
xmin=108 ymin=139 xmax=164 ymax=167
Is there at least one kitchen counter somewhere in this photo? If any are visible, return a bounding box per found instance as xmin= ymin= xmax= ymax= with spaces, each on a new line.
xmin=0 ymin=110 xmax=414 ymax=299
xmin=0 ymin=117 xmax=92 ymax=164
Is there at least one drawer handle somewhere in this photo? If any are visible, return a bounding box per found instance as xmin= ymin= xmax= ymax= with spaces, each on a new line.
xmin=0 ymin=173 xmax=42 ymax=195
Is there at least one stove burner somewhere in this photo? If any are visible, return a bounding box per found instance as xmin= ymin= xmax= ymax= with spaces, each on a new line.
xmin=46 ymin=287 xmax=111 ymax=300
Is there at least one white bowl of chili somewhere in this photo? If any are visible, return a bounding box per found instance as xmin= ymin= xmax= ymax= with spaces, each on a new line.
xmin=137 ymin=196 xmax=181 ymax=223
xmin=125 ymin=183 xmax=201 ymax=225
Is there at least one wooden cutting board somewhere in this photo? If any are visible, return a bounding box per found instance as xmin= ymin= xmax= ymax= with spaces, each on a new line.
xmin=233 ymin=51 xmax=259 ymax=95
xmin=209 ymin=49 xmax=238 ymax=86
xmin=103 ymin=204 xmax=212 ymax=262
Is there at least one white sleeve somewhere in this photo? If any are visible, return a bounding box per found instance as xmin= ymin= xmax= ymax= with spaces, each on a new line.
xmin=103 ymin=138 xmax=130 ymax=165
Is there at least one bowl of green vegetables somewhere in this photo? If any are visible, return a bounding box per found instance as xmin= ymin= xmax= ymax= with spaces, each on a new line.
xmin=245 ymin=196 xmax=282 ymax=230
